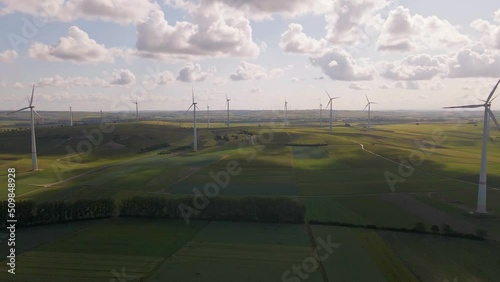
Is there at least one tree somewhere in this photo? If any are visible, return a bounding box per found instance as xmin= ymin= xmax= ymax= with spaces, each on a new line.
xmin=430 ymin=225 xmax=440 ymax=234
xmin=414 ymin=221 xmax=426 ymax=232
xmin=442 ymin=224 xmax=453 ymax=234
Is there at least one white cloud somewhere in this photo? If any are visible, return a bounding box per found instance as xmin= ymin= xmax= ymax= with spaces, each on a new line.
xmin=250 ymin=87 xmax=262 ymax=93
xmin=279 ymin=23 xmax=327 ymax=54
xmin=309 ymin=47 xmax=374 ymax=81
xmin=136 ymin=3 xmax=259 ymax=59
xmin=109 ymin=69 xmax=136 ymax=85
xmin=143 ymin=71 xmax=176 ymax=88
xmin=0 ymin=0 xmax=158 ymax=24
xmin=0 ymin=49 xmax=17 ymax=63
xmin=229 ymin=61 xmax=285 ymax=81
xmin=349 ymin=82 xmax=370 ymax=90
xmin=381 ymin=54 xmax=447 ymax=80
xmin=470 ymin=10 xmax=500 ymax=49
xmin=177 ymin=63 xmax=215 ymax=82
xmin=395 ymin=81 xmax=419 ymax=90
xmin=447 ymin=44 xmax=500 ymax=78
xmin=12 ymin=82 xmax=25 ymax=88
xmin=28 ymin=26 xmax=121 ymax=64
xmin=377 ymin=6 xmax=470 ymax=52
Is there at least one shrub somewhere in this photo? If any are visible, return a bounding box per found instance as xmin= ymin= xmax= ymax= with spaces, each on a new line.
xmin=414 ymin=222 xmax=426 ymax=232
xmin=430 ymin=225 xmax=440 ymax=233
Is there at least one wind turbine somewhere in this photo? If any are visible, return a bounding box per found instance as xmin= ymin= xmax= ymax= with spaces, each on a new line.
xmin=207 ymin=104 xmax=210 ymax=128
xmin=363 ymin=95 xmax=377 ymax=131
xmin=186 ymin=87 xmax=200 ymax=152
xmin=7 ymin=85 xmax=42 ymax=171
xmin=284 ymin=99 xmax=288 ymax=126
xmin=69 ymin=106 xmax=73 ymax=126
xmin=132 ymin=99 xmax=139 ymax=122
xmin=319 ymin=101 xmax=323 ymax=126
xmin=100 ymin=109 xmax=104 ymax=125
xmin=444 ymin=79 xmax=500 ymax=214
xmin=225 ymin=93 xmax=230 ymax=128
xmin=325 ymin=90 xmax=340 ymax=132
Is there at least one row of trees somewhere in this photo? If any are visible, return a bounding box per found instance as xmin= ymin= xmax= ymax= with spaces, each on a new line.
xmin=158 ymin=145 xmax=192 ymax=155
xmin=138 ymin=142 xmax=170 ymax=153
xmin=0 ymin=198 xmax=115 ymax=227
xmin=119 ymin=196 xmax=305 ymax=223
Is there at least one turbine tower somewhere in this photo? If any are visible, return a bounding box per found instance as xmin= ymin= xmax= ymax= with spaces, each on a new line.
xmin=70 ymin=106 xmax=73 ymax=126
xmin=186 ymin=87 xmax=200 ymax=152
xmin=325 ymin=90 xmax=340 ymax=132
xmin=132 ymin=99 xmax=139 ymax=122
xmin=8 ymin=85 xmax=42 ymax=171
xmin=225 ymin=93 xmax=230 ymax=128
xmin=100 ymin=109 xmax=104 ymax=125
xmin=207 ymin=104 xmax=210 ymax=128
xmin=363 ymin=95 xmax=377 ymax=131
xmin=284 ymin=99 xmax=288 ymax=126
xmin=319 ymin=102 xmax=323 ymax=126
xmin=444 ymin=79 xmax=500 ymax=214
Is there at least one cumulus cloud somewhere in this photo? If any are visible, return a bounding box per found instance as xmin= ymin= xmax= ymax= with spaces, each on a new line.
xmin=0 ymin=49 xmax=18 ymax=63
xmin=109 ymin=69 xmax=136 ymax=85
xmin=28 ymin=26 xmax=122 ymax=64
xmin=325 ymin=0 xmax=384 ymax=44
xmin=136 ymin=2 xmax=259 ymax=59
xmin=279 ymin=23 xmax=327 ymax=55
xmin=470 ymin=10 xmax=500 ymax=49
xmin=37 ymin=69 xmax=136 ymax=88
xmin=250 ymin=87 xmax=262 ymax=93
xmin=229 ymin=61 xmax=284 ymax=81
xmin=395 ymin=81 xmax=420 ymax=90
xmin=143 ymin=71 xmax=176 ymax=88
xmin=377 ymin=6 xmax=470 ymax=52
xmin=0 ymin=0 xmax=158 ymax=24
xmin=177 ymin=63 xmax=215 ymax=82
xmin=381 ymin=54 xmax=447 ymax=80
xmin=447 ymin=44 xmax=500 ymax=78
xmin=349 ymin=82 xmax=370 ymax=90
xmin=309 ymin=47 xmax=374 ymax=81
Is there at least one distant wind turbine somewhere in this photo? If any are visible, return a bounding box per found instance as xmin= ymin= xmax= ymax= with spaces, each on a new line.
xmin=363 ymin=95 xmax=377 ymax=131
xmin=284 ymin=99 xmax=288 ymax=126
xmin=100 ymin=109 xmax=104 ymax=125
xmin=69 ymin=106 xmax=73 ymax=126
xmin=325 ymin=90 xmax=340 ymax=132
xmin=186 ymin=87 xmax=200 ymax=152
xmin=225 ymin=93 xmax=230 ymax=128
xmin=444 ymin=79 xmax=500 ymax=214
xmin=7 ymin=85 xmax=42 ymax=171
xmin=132 ymin=99 xmax=139 ymax=122
xmin=319 ymin=101 xmax=323 ymax=126
xmin=207 ymin=104 xmax=210 ymax=128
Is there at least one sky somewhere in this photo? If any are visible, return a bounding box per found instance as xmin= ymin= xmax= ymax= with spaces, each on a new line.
xmin=0 ymin=0 xmax=499 ymax=112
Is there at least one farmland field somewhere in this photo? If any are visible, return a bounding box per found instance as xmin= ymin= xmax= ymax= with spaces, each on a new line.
xmin=1 ymin=116 xmax=500 ymax=280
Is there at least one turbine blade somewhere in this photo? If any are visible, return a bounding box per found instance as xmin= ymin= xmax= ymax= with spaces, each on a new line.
xmin=365 ymin=94 xmax=370 ymax=103
xmin=332 ymin=97 xmax=340 ymax=100
xmin=490 ymin=94 xmax=499 ymax=103
xmin=185 ymin=104 xmax=194 ymax=114
xmin=487 ymin=108 xmax=500 ymax=130
xmin=325 ymin=89 xmax=331 ymax=99
xmin=29 ymin=84 xmax=35 ymax=106
xmin=326 ymin=100 xmax=332 ymax=108
xmin=363 ymin=103 xmax=369 ymax=111
xmin=486 ymin=78 xmax=500 ymax=103
xmin=7 ymin=107 xmax=30 ymax=115
xmin=443 ymin=104 xmax=484 ymax=109
xmin=192 ymin=87 xmax=195 ymax=103
xmin=33 ymin=109 xmax=44 ymax=121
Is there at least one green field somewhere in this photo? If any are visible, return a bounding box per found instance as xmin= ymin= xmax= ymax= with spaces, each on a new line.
xmin=1 ymin=117 xmax=500 ymax=280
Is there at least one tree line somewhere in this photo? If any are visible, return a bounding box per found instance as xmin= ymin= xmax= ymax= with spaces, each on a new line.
xmin=119 ymin=196 xmax=305 ymax=223
xmin=0 ymin=198 xmax=115 ymax=227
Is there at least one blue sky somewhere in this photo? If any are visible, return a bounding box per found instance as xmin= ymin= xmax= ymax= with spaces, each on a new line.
xmin=0 ymin=0 xmax=499 ymax=112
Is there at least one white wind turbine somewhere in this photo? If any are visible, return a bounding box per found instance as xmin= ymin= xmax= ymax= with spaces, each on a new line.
xmin=225 ymin=93 xmax=230 ymax=128
xmin=325 ymin=90 xmax=340 ymax=132
xmin=319 ymin=101 xmax=323 ymax=126
xmin=7 ymin=85 xmax=42 ymax=171
xmin=132 ymin=99 xmax=139 ymax=122
xmin=207 ymin=104 xmax=210 ymax=128
xmin=186 ymin=87 xmax=200 ymax=152
xmin=69 ymin=106 xmax=73 ymax=126
xmin=363 ymin=95 xmax=377 ymax=131
xmin=284 ymin=98 xmax=288 ymax=126
xmin=100 ymin=109 xmax=104 ymax=125
xmin=444 ymin=79 xmax=500 ymax=214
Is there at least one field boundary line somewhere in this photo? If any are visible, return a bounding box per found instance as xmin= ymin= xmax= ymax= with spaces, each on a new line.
xmin=305 ymin=222 xmax=329 ymax=282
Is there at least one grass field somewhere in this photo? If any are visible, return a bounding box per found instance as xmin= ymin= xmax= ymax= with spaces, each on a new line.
xmin=1 ymin=118 xmax=500 ymax=280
